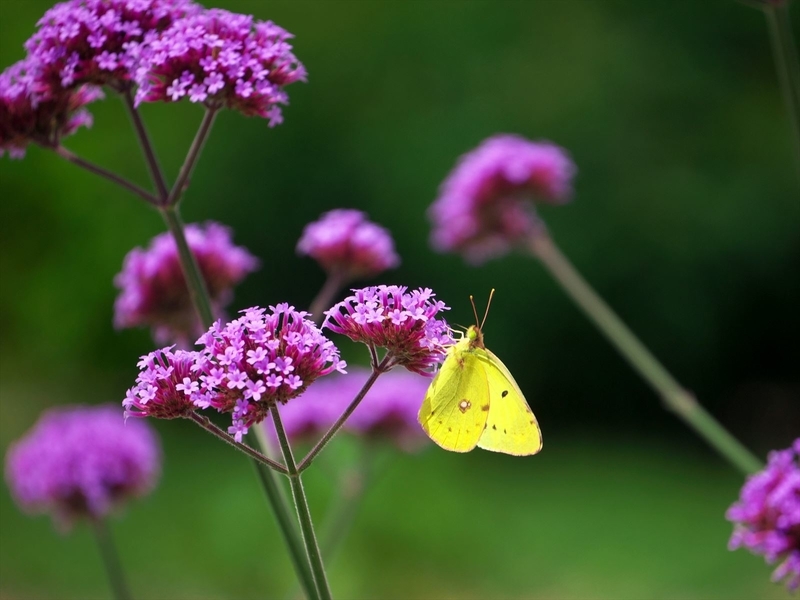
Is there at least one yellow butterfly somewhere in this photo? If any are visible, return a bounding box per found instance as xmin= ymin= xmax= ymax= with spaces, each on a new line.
xmin=418 ymin=291 xmax=543 ymax=456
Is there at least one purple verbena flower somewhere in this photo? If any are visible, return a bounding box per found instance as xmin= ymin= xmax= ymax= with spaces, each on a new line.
xmin=429 ymin=134 xmax=576 ymax=264
xmin=297 ymin=209 xmax=400 ymax=282
xmin=324 ymin=285 xmax=452 ymax=375
xmin=1 ymin=57 xmax=102 ymax=158
xmin=25 ymin=0 xmax=198 ymax=92
xmin=727 ymin=439 xmax=800 ymax=591
xmin=113 ymin=221 xmax=259 ymax=345
xmin=123 ymin=347 xmax=201 ymax=419
xmin=133 ymin=8 xmax=306 ymax=123
xmin=5 ymin=404 xmax=160 ymax=530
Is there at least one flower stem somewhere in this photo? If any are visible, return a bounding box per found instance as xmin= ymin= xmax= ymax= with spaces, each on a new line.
xmin=91 ymin=518 xmax=132 ymax=600
xmin=188 ymin=413 xmax=288 ymax=474
xmin=122 ymin=90 xmax=170 ymax=202
xmin=167 ymin=108 xmax=219 ymax=206
xmin=48 ymin=145 xmax=160 ymax=206
xmin=764 ymin=1 xmax=800 ymax=176
xmin=270 ymin=405 xmax=332 ymax=600
xmin=309 ymin=271 xmax=349 ymax=326
xmin=160 ymin=204 xmax=215 ymax=327
xmin=528 ymin=233 xmax=763 ymax=475
xmin=297 ymin=358 xmax=390 ymax=472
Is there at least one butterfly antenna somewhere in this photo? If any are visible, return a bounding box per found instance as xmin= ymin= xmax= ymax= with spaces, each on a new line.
xmin=480 ymin=288 xmax=496 ymax=330
xmin=469 ymin=294 xmax=480 ymax=327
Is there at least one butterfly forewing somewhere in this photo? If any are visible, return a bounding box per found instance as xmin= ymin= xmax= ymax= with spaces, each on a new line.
xmin=418 ymin=341 xmax=491 ymax=452
xmin=475 ymin=348 xmax=542 ymax=456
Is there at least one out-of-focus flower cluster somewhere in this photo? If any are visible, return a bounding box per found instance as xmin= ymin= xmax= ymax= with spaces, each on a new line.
xmin=297 ymin=209 xmax=399 ymax=281
xmin=727 ymin=439 xmax=800 ymax=591
xmin=133 ymin=8 xmax=306 ymax=124
xmin=114 ymin=221 xmax=258 ymax=345
xmin=324 ymin=285 xmax=452 ymax=375
xmin=5 ymin=404 xmax=160 ymax=529
xmin=267 ymin=367 xmax=431 ymax=452
xmin=429 ymin=134 xmax=576 ymax=264
xmin=124 ymin=305 xmax=346 ymax=441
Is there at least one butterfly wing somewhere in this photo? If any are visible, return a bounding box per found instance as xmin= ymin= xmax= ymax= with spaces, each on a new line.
xmin=418 ymin=343 xmax=491 ymax=452
xmin=475 ymin=348 xmax=542 ymax=456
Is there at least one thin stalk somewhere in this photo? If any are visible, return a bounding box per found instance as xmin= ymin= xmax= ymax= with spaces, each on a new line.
xmin=309 ymin=271 xmax=349 ymax=325
xmin=121 ymin=90 xmax=170 ymax=202
xmin=160 ymin=204 xmax=215 ymax=327
xmin=528 ymin=233 xmax=763 ymax=475
xmin=298 ymin=358 xmax=390 ymax=472
xmin=271 ymin=405 xmax=332 ymax=600
xmin=49 ymin=145 xmax=159 ymax=206
xmin=246 ymin=432 xmax=318 ymax=600
xmin=167 ymin=108 xmax=219 ymax=206
xmin=764 ymin=2 xmax=800 ymax=175
xmin=188 ymin=413 xmax=288 ymax=474
xmin=91 ymin=519 xmax=132 ymax=600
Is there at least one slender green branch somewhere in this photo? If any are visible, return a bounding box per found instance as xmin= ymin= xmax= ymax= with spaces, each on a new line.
xmin=160 ymin=204 xmax=216 ymax=327
xmin=188 ymin=413 xmax=289 ymax=474
xmin=91 ymin=519 xmax=132 ymax=600
xmin=49 ymin=145 xmax=160 ymax=206
xmin=271 ymin=406 xmax=332 ymax=600
xmin=298 ymin=358 xmax=390 ymax=472
xmin=528 ymin=233 xmax=763 ymax=474
xmin=121 ymin=90 xmax=170 ymax=202
xmin=167 ymin=108 xmax=219 ymax=206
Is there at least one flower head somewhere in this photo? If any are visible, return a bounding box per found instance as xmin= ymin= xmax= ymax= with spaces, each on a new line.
xmin=727 ymin=439 xmax=800 ymax=591
xmin=5 ymin=404 xmax=160 ymax=529
xmin=114 ymin=221 xmax=259 ymax=345
xmin=324 ymin=285 xmax=452 ymax=374
xmin=134 ymin=8 xmax=306 ymax=124
xmin=297 ymin=209 xmax=400 ymax=281
xmin=429 ymin=134 xmax=576 ymax=264
xmin=1 ymin=57 xmax=102 ymax=158
xmin=25 ymin=0 xmax=198 ymax=91
xmin=123 ymin=347 xmax=202 ymax=419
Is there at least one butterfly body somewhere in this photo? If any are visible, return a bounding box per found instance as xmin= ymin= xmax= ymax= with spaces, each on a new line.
xmin=418 ymin=324 xmax=542 ymax=455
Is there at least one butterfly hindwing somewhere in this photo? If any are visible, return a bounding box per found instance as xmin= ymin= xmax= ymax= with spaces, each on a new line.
xmin=475 ymin=348 xmax=542 ymax=456
xmin=418 ymin=341 xmax=491 ymax=452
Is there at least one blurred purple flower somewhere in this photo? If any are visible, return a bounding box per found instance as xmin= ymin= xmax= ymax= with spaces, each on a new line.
xmin=429 ymin=134 xmax=576 ymax=264
xmin=324 ymin=285 xmax=452 ymax=375
xmin=114 ymin=221 xmax=259 ymax=346
xmin=297 ymin=209 xmax=400 ymax=283
xmin=5 ymin=404 xmax=160 ymax=530
xmin=727 ymin=439 xmax=800 ymax=591
xmin=266 ymin=367 xmax=430 ymax=451
xmin=1 ymin=57 xmax=102 ymax=158
xmin=133 ymin=8 xmax=306 ymax=124
xmin=25 ymin=0 xmax=198 ymax=92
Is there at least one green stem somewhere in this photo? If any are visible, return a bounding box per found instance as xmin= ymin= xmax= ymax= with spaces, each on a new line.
xmin=167 ymin=108 xmax=219 ymax=206
xmin=528 ymin=233 xmax=763 ymax=475
xmin=160 ymin=204 xmax=215 ymax=327
xmin=271 ymin=405 xmax=332 ymax=600
xmin=121 ymin=90 xmax=170 ymax=202
xmin=764 ymin=2 xmax=800 ymax=176
xmin=91 ymin=519 xmax=132 ymax=600
xmin=309 ymin=270 xmax=349 ymax=326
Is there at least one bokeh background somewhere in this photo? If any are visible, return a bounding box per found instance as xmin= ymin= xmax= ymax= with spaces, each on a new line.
xmin=1 ymin=0 xmax=799 ymax=598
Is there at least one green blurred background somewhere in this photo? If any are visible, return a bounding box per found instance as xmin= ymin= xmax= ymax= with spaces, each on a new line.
xmin=1 ymin=0 xmax=798 ymax=598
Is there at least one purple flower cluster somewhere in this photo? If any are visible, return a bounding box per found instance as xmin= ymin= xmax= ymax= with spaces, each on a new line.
xmin=267 ymin=367 xmax=430 ymax=451
xmin=429 ymin=134 xmax=576 ymax=264
xmin=114 ymin=221 xmax=259 ymax=345
xmin=727 ymin=439 xmax=800 ymax=591
xmin=1 ymin=57 xmax=102 ymax=157
xmin=133 ymin=8 xmax=306 ymax=124
xmin=5 ymin=404 xmax=160 ymax=529
xmin=324 ymin=285 xmax=452 ymax=374
xmin=297 ymin=209 xmax=400 ymax=281
xmin=124 ymin=305 xmax=346 ymax=441
xmin=25 ymin=0 xmax=198 ymax=92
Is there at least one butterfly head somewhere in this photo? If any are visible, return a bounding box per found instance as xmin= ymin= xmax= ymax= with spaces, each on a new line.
xmin=466 ymin=324 xmax=485 ymax=349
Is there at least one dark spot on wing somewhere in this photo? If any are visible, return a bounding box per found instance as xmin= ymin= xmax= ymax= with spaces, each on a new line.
xmin=501 ymin=390 xmax=509 ymax=398
xmin=481 ymin=404 xmax=489 ymax=411
xmin=430 ymin=409 xmax=435 ymax=415
xmin=492 ymin=424 xmax=497 ymax=430
xmin=503 ymin=429 xmax=507 ymax=434
xmin=437 ymin=420 xmax=442 ymax=424
xmin=530 ymin=419 xmax=534 ymax=425
xmin=448 ymin=427 xmax=452 ymax=432
xmin=458 ymin=399 xmax=472 ymax=413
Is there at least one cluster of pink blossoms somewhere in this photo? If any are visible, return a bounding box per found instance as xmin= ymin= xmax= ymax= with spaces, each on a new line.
xmin=124 ymin=304 xmax=346 ymax=441
xmin=114 ymin=221 xmax=259 ymax=345
xmin=133 ymin=8 xmax=307 ymax=124
xmin=324 ymin=285 xmax=452 ymax=375
xmin=429 ymin=134 xmax=576 ymax=264
xmin=297 ymin=209 xmax=400 ymax=281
